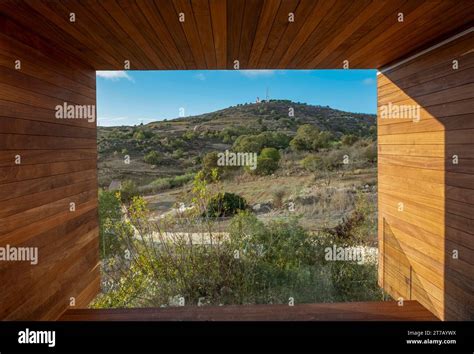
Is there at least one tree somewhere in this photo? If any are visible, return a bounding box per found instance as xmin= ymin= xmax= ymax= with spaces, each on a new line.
xmin=290 ymin=124 xmax=319 ymax=151
xmin=290 ymin=124 xmax=332 ymax=151
xmin=232 ymin=131 xmax=291 ymax=153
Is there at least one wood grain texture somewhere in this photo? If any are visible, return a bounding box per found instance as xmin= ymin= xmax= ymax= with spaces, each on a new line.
xmin=378 ymin=34 xmax=474 ymax=321
xmin=0 ymin=13 xmax=99 ymax=320
xmin=1 ymin=0 xmax=472 ymax=70
xmin=0 ymin=0 xmax=472 ymax=322
xmin=58 ymin=301 xmax=438 ymax=321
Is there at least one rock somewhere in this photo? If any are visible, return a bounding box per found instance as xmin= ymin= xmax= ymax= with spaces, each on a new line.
xmin=252 ymin=202 xmax=272 ymax=214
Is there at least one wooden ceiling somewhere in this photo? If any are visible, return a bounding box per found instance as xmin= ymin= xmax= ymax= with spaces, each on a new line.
xmin=1 ymin=0 xmax=473 ymax=70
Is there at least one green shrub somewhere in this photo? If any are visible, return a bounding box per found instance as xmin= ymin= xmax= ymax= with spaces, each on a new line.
xmin=133 ymin=130 xmax=144 ymax=140
xmin=341 ymin=134 xmax=358 ymax=146
xmin=149 ymin=178 xmax=171 ymax=191
xmin=254 ymin=156 xmax=279 ymax=175
xmin=172 ymin=148 xmax=184 ymax=159
xmin=143 ymin=151 xmax=161 ymax=165
xmin=201 ymin=151 xmax=223 ymax=180
xmin=132 ymin=129 xmax=153 ymax=140
xmin=205 ymin=192 xmax=248 ymax=217
xmin=170 ymin=173 xmax=194 ymax=188
xmin=290 ymin=124 xmax=332 ymax=151
xmin=233 ymin=131 xmax=291 ymax=153
xmin=93 ymin=198 xmax=382 ymax=308
xmin=260 ymin=147 xmax=280 ymax=162
xmin=98 ymin=189 xmax=122 ymax=259
xmin=301 ymin=154 xmax=323 ymax=172
xmin=120 ymin=180 xmax=139 ymax=203
xmin=144 ymin=173 xmax=195 ymax=193
xmin=182 ymin=130 xmax=198 ymax=141
xmin=170 ymin=138 xmax=185 ymax=149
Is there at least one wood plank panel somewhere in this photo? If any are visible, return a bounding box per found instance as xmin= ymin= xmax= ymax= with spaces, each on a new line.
xmin=0 ymin=22 xmax=99 ymax=320
xmin=209 ymin=0 xmax=227 ymax=69
xmin=1 ymin=0 xmax=471 ymax=70
xmin=0 ymin=179 xmax=97 ymax=219
xmin=172 ymin=0 xmax=207 ymax=69
xmin=59 ymin=301 xmax=438 ymax=321
xmin=378 ymin=33 xmax=473 ymax=320
xmin=292 ymin=0 xmax=361 ymax=68
xmin=378 ymin=114 xmax=474 ymax=135
xmin=191 ymin=0 xmax=218 ymax=69
xmin=226 ymin=0 xmax=245 ymax=67
xmin=257 ymin=0 xmax=299 ymax=68
xmin=324 ymin=0 xmax=414 ymax=68
xmin=0 ymin=159 xmax=97 ymax=184
xmin=267 ymin=0 xmax=317 ymax=68
xmin=99 ymin=0 xmax=165 ymax=68
xmin=0 ymin=0 xmax=472 ymax=323
xmin=366 ymin=1 xmax=473 ymax=69
xmin=0 ymin=149 xmax=97 ymax=167
xmin=0 ymin=117 xmax=96 ymax=139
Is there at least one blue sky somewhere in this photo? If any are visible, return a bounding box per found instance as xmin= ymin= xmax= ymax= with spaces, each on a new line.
xmin=96 ymin=69 xmax=377 ymax=126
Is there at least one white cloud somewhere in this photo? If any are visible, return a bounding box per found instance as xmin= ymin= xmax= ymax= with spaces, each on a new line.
xmin=195 ymin=73 xmax=206 ymax=81
xmin=240 ymin=70 xmax=275 ymax=78
xmin=96 ymin=70 xmax=134 ymax=82
xmin=363 ymin=78 xmax=375 ymax=85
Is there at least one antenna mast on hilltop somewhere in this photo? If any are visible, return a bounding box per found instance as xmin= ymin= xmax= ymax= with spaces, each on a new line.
xmin=265 ymin=87 xmax=270 ymax=102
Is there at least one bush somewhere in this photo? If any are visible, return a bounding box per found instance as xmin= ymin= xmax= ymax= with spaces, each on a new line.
xmin=98 ymin=189 xmax=122 ymax=259
xmin=301 ymin=154 xmax=323 ymax=172
xmin=133 ymin=130 xmax=145 ymax=140
xmin=170 ymin=138 xmax=185 ymax=149
xmin=144 ymin=151 xmax=161 ymax=165
xmin=172 ymin=148 xmax=184 ymax=159
xmin=142 ymin=173 xmax=195 ymax=194
xmin=260 ymin=147 xmax=280 ymax=162
xmin=133 ymin=129 xmax=153 ymax=140
xmin=272 ymin=189 xmax=285 ymax=208
xmin=290 ymin=124 xmax=332 ymax=151
xmin=205 ymin=192 xmax=248 ymax=217
xmin=254 ymin=156 xmax=279 ymax=175
xmin=120 ymin=180 xmax=139 ymax=203
xmin=93 ymin=195 xmax=383 ymax=308
xmin=201 ymin=151 xmax=223 ymax=180
xmin=182 ymin=130 xmax=198 ymax=141
xmin=364 ymin=141 xmax=377 ymax=163
xmin=233 ymin=131 xmax=291 ymax=153
xmin=341 ymin=134 xmax=358 ymax=146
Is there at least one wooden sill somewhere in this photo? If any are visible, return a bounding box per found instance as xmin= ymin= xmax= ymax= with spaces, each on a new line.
xmin=59 ymin=300 xmax=438 ymax=321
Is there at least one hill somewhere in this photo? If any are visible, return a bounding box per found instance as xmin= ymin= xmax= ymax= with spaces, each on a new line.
xmin=97 ymin=99 xmax=376 ymax=187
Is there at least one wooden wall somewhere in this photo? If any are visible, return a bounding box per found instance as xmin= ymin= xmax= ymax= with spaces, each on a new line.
xmin=377 ymin=33 xmax=473 ymax=320
xmin=0 ymin=15 xmax=100 ymax=320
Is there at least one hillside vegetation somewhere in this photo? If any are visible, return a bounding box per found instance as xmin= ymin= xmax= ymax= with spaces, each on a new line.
xmin=94 ymin=99 xmax=382 ymax=308
xmin=98 ymin=99 xmax=376 ymax=188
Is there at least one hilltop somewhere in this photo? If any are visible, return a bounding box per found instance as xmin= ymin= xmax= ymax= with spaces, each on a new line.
xmin=97 ymin=99 xmax=376 ymax=187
